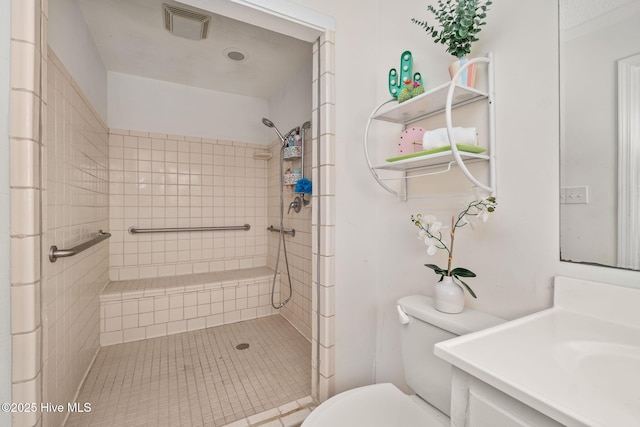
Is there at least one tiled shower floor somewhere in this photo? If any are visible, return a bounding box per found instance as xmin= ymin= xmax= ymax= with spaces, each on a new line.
xmin=65 ymin=315 xmax=311 ymax=427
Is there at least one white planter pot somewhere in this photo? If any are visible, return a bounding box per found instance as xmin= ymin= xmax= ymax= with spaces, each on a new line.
xmin=433 ymin=275 xmax=465 ymax=313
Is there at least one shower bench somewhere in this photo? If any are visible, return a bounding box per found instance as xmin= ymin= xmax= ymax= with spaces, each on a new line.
xmin=99 ymin=266 xmax=280 ymax=346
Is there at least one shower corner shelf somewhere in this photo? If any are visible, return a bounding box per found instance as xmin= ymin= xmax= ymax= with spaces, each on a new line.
xmin=283 ymin=146 xmax=302 ymax=160
xmin=284 ymin=173 xmax=302 ymax=185
xmin=364 ymin=53 xmax=496 ymax=200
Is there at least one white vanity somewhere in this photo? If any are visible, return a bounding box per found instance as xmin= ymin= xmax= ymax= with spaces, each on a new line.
xmin=435 ymin=276 xmax=640 ymax=426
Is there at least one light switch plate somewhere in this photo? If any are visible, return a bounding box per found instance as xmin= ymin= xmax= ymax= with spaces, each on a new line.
xmin=562 ymin=186 xmax=589 ymax=204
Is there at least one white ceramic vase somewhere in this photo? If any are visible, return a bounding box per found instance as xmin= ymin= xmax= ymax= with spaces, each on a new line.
xmin=433 ymin=275 xmax=465 ymax=314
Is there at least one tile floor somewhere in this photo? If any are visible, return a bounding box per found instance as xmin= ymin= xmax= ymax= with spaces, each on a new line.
xmin=65 ymin=315 xmax=311 ymax=426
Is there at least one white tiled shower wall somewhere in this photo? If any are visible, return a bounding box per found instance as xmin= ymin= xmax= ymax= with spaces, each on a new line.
xmin=267 ymin=139 xmax=313 ymax=341
xmin=108 ymin=131 xmax=270 ymax=281
xmin=42 ymin=48 xmax=110 ymax=427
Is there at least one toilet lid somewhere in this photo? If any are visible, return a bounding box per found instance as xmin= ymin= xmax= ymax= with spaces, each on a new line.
xmin=302 ymin=383 xmax=445 ymax=427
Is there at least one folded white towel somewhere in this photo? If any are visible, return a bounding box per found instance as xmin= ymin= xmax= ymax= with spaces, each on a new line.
xmin=422 ymin=127 xmax=477 ymax=150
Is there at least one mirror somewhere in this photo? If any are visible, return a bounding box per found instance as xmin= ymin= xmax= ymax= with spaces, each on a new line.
xmin=559 ymin=0 xmax=640 ymax=270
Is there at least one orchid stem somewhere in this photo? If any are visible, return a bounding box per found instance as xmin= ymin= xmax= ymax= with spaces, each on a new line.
xmin=447 ymin=215 xmax=455 ymax=276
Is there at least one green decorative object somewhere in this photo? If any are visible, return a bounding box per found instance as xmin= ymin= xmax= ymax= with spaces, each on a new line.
xmin=388 ymin=51 xmax=423 ymax=99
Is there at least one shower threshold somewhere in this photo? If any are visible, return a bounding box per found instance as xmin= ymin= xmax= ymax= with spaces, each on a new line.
xmin=65 ymin=315 xmax=311 ymax=427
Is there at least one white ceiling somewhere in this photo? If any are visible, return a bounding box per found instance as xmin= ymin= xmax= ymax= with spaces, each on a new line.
xmin=78 ymin=0 xmax=312 ymax=99
xmin=560 ymin=0 xmax=637 ymax=29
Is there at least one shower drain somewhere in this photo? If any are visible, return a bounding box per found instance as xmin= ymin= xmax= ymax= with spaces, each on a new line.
xmin=235 ymin=343 xmax=250 ymax=350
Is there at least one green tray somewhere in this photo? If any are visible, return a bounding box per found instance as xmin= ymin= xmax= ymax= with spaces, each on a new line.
xmin=386 ymin=143 xmax=486 ymax=162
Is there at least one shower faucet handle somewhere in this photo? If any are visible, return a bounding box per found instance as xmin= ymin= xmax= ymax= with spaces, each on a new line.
xmin=288 ymin=197 xmax=302 ymax=214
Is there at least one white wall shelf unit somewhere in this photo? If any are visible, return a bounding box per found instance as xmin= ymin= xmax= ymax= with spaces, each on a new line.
xmin=372 ymin=151 xmax=489 ymax=172
xmin=364 ymin=54 xmax=496 ymax=200
xmin=372 ymin=82 xmax=489 ymax=124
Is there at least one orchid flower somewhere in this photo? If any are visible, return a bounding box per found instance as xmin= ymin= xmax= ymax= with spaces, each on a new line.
xmin=410 ymin=197 xmax=497 ymax=298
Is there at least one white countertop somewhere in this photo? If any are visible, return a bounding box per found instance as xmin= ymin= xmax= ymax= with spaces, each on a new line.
xmin=434 ymin=276 xmax=640 ymax=427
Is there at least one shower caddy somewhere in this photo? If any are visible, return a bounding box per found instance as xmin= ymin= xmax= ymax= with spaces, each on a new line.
xmin=364 ymin=53 xmax=496 ymax=200
xmin=283 ymin=138 xmax=303 ymax=185
xmin=283 ymin=147 xmax=302 ymax=185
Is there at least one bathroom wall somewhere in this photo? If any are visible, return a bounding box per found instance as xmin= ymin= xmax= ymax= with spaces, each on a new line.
xmin=107 ymin=129 xmax=269 ymax=281
xmin=285 ymin=0 xmax=640 ymax=397
xmin=48 ymin=0 xmax=107 ymax=121
xmin=108 ymin=72 xmax=270 ymax=144
xmin=42 ymin=48 xmax=110 ymax=427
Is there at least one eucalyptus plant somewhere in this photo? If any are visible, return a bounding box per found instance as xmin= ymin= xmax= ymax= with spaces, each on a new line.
xmin=411 ymin=0 xmax=492 ymax=58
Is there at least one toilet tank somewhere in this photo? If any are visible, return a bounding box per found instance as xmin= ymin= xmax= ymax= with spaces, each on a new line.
xmin=397 ymin=295 xmax=504 ymax=417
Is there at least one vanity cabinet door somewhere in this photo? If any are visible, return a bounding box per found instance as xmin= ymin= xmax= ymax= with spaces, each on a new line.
xmin=451 ymin=368 xmax=564 ymax=427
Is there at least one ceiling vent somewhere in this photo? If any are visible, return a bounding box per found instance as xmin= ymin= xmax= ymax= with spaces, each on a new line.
xmin=163 ymin=4 xmax=210 ymax=40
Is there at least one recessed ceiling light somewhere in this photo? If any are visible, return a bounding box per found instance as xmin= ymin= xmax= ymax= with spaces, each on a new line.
xmin=224 ymin=48 xmax=248 ymax=62
xmin=227 ymin=51 xmax=245 ymax=61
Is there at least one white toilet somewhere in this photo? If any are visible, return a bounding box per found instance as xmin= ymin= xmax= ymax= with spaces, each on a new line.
xmin=302 ymin=295 xmax=504 ymax=426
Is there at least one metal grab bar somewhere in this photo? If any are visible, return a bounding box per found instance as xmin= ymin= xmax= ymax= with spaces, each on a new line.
xmin=49 ymin=230 xmax=111 ymax=262
xmin=128 ymin=224 xmax=251 ymax=234
xmin=267 ymin=225 xmax=296 ymax=237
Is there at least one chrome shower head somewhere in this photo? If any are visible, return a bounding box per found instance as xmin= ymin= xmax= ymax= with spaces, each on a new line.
xmin=262 ymin=118 xmax=275 ymax=128
xmin=262 ymin=118 xmax=296 ymax=145
xmin=301 ymin=121 xmax=311 ymax=130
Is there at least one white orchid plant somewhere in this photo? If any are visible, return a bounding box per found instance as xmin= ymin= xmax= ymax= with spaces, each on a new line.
xmin=410 ymin=197 xmax=497 ymax=298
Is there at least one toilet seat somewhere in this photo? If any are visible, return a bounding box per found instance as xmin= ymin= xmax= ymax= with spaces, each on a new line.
xmin=302 ymin=383 xmax=448 ymax=427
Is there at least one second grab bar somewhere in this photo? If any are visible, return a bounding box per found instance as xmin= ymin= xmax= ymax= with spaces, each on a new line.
xmin=267 ymin=225 xmax=295 ymax=237
xmin=129 ymin=224 xmax=250 ymax=234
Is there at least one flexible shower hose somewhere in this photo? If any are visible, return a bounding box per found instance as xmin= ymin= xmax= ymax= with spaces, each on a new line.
xmin=271 ymin=143 xmax=293 ymax=309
